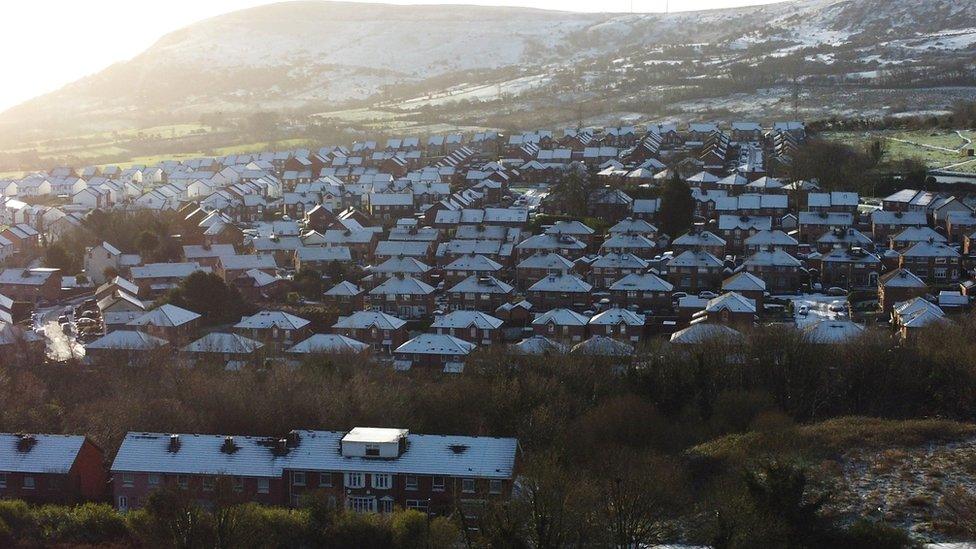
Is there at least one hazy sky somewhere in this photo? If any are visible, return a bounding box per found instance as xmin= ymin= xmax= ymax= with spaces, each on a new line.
xmin=0 ymin=0 xmax=783 ymax=113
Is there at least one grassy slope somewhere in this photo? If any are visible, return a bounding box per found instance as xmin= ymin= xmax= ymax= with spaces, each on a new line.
xmin=824 ymin=130 xmax=976 ymax=173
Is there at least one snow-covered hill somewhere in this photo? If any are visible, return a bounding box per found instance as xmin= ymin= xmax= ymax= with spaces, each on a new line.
xmin=1 ymin=0 xmax=974 ymax=134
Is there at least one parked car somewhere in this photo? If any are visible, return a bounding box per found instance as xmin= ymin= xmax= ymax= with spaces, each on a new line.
xmin=828 ymin=303 xmax=847 ymax=314
xmin=797 ymin=305 xmax=809 ymax=317
xmin=698 ymin=291 xmax=719 ymax=300
xmin=827 ymin=287 xmax=847 ymax=296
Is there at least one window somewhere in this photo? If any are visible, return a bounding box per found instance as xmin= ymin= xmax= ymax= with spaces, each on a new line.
xmin=293 ymin=471 xmax=306 ymax=486
xmin=234 ymin=477 xmax=244 ymax=492
xmin=118 ymin=496 xmax=128 ymax=511
xmin=202 ymin=476 xmax=215 ymax=492
xmin=257 ymin=478 xmax=269 ymax=494
xmin=372 ymin=474 xmax=392 ymax=490
xmin=178 ymin=475 xmax=189 ymax=489
xmin=318 ymin=473 xmax=333 ymax=487
xmin=122 ymin=473 xmax=135 ymax=487
xmin=23 ymin=476 xmax=35 ymax=490
xmin=406 ymin=499 xmax=429 ymax=512
xmin=462 ymin=479 xmax=475 ymax=493
xmin=345 ymin=473 xmax=365 ymax=488
xmin=405 ymin=475 xmax=418 ymax=491
xmin=348 ymin=496 xmax=375 ymax=513
xmin=379 ymin=498 xmax=394 ymax=513
xmin=432 ymin=476 xmax=445 ymax=492
xmin=490 ymin=480 xmax=503 ymax=495
xmin=365 ymin=445 xmax=380 ymax=457
xmin=148 ymin=474 xmax=161 ymax=487
xmin=0 ymin=473 xmax=6 ymax=488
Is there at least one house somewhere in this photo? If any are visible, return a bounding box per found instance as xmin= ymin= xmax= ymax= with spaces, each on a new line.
xmin=818 ymin=228 xmax=874 ymax=253
xmin=527 ymin=273 xmax=593 ymax=311
xmin=182 ymin=244 xmax=237 ymax=268
xmin=366 ymin=276 xmax=435 ymax=319
xmin=515 ymin=253 xmax=574 ymax=289
xmin=945 ymin=211 xmax=976 ymax=243
xmin=233 ymin=311 xmax=312 ymax=348
xmin=819 ymin=248 xmax=882 ymax=288
xmin=98 ymin=291 xmax=147 ymax=333
xmin=587 ymin=308 xmax=645 ymax=344
xmin=599 ymin=234 xmax=657 ymax=259
xmin=671 ymin=229 xmax=727 ymax=257
xmin=182 ymin=333 xmax=264 ymax=368
xmin=717 ymin=215 xmax=772 ymax=253
xmin=110 ymin=427 xmax=518 ymax=516
xmin=666 ymin=250 xmax=724 ymax=292
xmin=294 ymin=247 xmax=352 ymax=272
xmin=892 ymin=297 xmax=947 ymax=340
xmin=870 ymin=211 xmax=927 ymax=242
xmin=740 ymin=249 xmax=803 ymax=293
xmin=127 ymin=304 xmax=202 ymax=344
xmin=333 ymin=311 xmax=409 ymax=355
xmin=131 ymin=262 xmax=209 ymax=297
xmin=691 ymin=292 xmax=757 ymax=328
xmin=0 ymin=433 xmax=107 ymax=505
xmin=889 ymin=226 xmax=946 ymax=251
xmin=370 ymin=256 xmax=432 ymax=287
xmin=216 ymin=255 xmax=277 ymax=283
xmin=234 ymin=268 xmax=288 ymax=301
xmin=802 ymin=320 xmax=865 ymax=344
xmin=721 ymin=272 xmax=766 ymax=311
xmin=516 ymin=233 xmax=587 ymax=261
xmin=531 ymin=308 xmax=590 ymax=343
xmin=797 ymin=212 xmax=854 ymax=244
xmin=85 ymin=330 xmax=170 ymax=364
xmin=393 ymin=334 xmax=476 ymax=373
xmin=899 ymin=240 xmax=962 ymax=284
xmin=1 ymin=224 xmax=40 ymax=252
xmin=442 ymin=254 xmax=503 ymax=286
xmin=608 ymin=272 xmax=674 ymax=311
xmin=744 ymin=230 xmax=798 ymax=255
xmin=323 ymin=281 xmax=365 ymax=315
xmin=0 ymin=268 xmax=61 ymax=303
xmin=431 ymin=311 xmax=504 ymax=345
xmin=84 ymin=242 xmax=125 ymax=284
xmin=878 ymin=269 xmax=928 ymax=316
xmin=446 ymin=275 xmax=514 ymax=313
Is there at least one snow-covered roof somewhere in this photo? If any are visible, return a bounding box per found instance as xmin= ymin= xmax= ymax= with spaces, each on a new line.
xmin=432 ymin=311 xmax=504 ymax=330
xmin=512 ymin=336 xmax=567 ymax=355
xmin=333 ymin=311 xmax=406 ymax=331
xmin=532 ymin=308 xmax=589 ymax=326
xmin=234 ymin=310 xmax=310 ymax=331
xmin=669 ymin=323 xmax=742 ymax=345
xmin=528 ymin=273 xmax=592 ymax=293
xmin=111 ymin=429 xmax=517 ymax=480
xmin=369 ymin=276 xmax=436 ymax=296
xmin=588 ymin=308 xmax=645 ymax=326
xmin=722 ymin=271 xmax=766 ymax=292
xmin=609 ymin=272 xmax=674 ymax=292
xmin=183 ymin=332 xmax=263 ymax=354
xmin=880 ymin=269 xmax=927 ymax=288
xmin=0 ymin=433 xmax=88 ymax=474
xmin=395 ymin=333 xmax=475 ymax=356
xmin=570 ymin=336 xmax=633 ymax=357
xmin=86 ymin=330 xmax=169 ymax=351
xmin=287 ymin=334 xmax=369 ymax=354
xmin=802 ymin=320 xmax=865 ymax=343
xmin=448 ymin=275 xmax=514 ymax=294
xmin=705 ymin=292 xmax=756 ymax=314
xmin=127 ymin=304 xmax=200 ymax=328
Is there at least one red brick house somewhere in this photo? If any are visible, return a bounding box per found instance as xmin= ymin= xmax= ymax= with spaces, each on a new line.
xmin=111 ymin=428 xmax=518 ymax=518
xmin=527 ymin=273 xmax=593 ymax=311
xmin=0 ymin=268 xmax=61 ymax=303
xmin=233 ymin=310 xmax=312 ymax=348
xmin=531 ymin=308 xmax=589 ymax=344
xmin=878 ymin=268 xmax=928 ymax=316
xmin=393 ymin=334 xmax=476 ymax=373
xmin=323 ymin=281 xmax=365 ymax=315
xmin=366 ymin=275 xmax=435 ymax=319
xmin=446 ymin=275 xmax=514 ymax=312
xmin=0 ymin=433 xmax=108 ymax=504
xmin=431 ymin=310 xmax=504 ymax=345
xmin=666 ymin=250 xmax=724 ymax=292
xmin=608 ymin=272 xmax=674 ymax=311
xmin=333 ymin=311 xmax=408 ymax=355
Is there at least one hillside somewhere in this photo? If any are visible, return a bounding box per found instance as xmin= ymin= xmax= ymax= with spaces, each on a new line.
xmin=1 ymin=0 xmax=975 ymax=141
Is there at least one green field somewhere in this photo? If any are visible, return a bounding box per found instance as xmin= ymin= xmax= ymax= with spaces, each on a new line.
xmin=824 ymin=129 xmax=976 ymax=173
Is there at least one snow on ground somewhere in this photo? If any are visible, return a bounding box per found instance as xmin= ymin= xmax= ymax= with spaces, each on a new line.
xmin=789 ymin=294 xmax=849 ymax=328
xmin=400 ymin=74 xmax=552 ymax=108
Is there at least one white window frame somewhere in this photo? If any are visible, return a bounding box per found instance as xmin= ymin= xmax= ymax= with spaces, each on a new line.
xmin=432 ymin=476 xmax=445 ymax=492
xmin=178 ymin=475 xmax=189 ymax=489
xmin=405 ymin=475 xmax=418 ymax=491
xmin=345 ymin=472 xmax=365 ymax=488
xmin=293 ymin=471 xmax=306 ymax=486
xmin=0 ymin=472 xmax=6 ymax=488
xmin=148 ymin=473 xmax=161 ymax=487
xmin=202 ymin=476 xmax=214 ymax=492
xmin=257 ymin=478 xmax=270 ymax=494
xmin=23 ymin=475 xmax=35 ymax=490
xmin=372 ymin=473 xmax=392 ymax=490
xmin=234 ymin=476 xmax=244 ymax=492
xmin=462 ymin=478 xmax=475 ymax=493
xmin=490 ymin=480 xmax=503 ymax=494
xmin=318 ymin=472 xmax=333 ymax=487
xmin=122 ymin=473 xmax=135 ymax=487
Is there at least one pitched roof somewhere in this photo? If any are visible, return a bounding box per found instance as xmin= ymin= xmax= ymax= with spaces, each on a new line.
xmin=333 ymin=311 xmax=406 ymax=330
xmin=287 ymin=334 xmax=369 ymax=354
xmin=705 ymin=292 xmax=756 ymax=314
xmin=127 ymin=304 xmax=201 ymax=328
xmin=183 ymin=333 xmax=263 ymax=354
xmin=234 ymin=310 xmax=310 ymax=331
xmin=0 ymin=433 xmax=88 ymax=474
xmin=395 ymin=333 xmax=475 ymax=356
xmin=431 ymin=311 xmax=504 ymax=330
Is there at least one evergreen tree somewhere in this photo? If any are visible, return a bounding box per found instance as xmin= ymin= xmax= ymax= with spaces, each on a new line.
xmin=659 ymin=171 xmax=695 ymax=238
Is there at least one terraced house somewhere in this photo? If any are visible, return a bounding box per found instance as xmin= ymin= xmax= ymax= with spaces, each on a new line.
xmin=110 ymin=427 xmax=518 ymax=521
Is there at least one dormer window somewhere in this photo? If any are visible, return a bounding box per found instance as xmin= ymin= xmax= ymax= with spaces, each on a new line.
xmin=365 ymin=445 xmax=380 ymax=457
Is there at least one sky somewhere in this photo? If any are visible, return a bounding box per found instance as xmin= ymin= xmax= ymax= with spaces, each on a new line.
xmin=0 ymin=0 xmax=784 ymax=113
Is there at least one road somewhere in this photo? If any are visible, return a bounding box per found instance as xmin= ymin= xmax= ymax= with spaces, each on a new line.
xmin=34 ymin=294 xmax=92 ymax=362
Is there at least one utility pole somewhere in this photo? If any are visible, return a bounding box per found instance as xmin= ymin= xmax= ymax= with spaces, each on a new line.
xmin=665 ymin=0 xmax=670 ymax=15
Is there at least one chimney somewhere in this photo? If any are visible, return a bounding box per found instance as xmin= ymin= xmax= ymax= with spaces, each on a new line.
xmin=168 ymin=434 xmax=181 ymax=453
xmin=220 ymin=436 xmax=239 ymax=454
xmin=16 ymin=434 xmax=37 ymax=453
